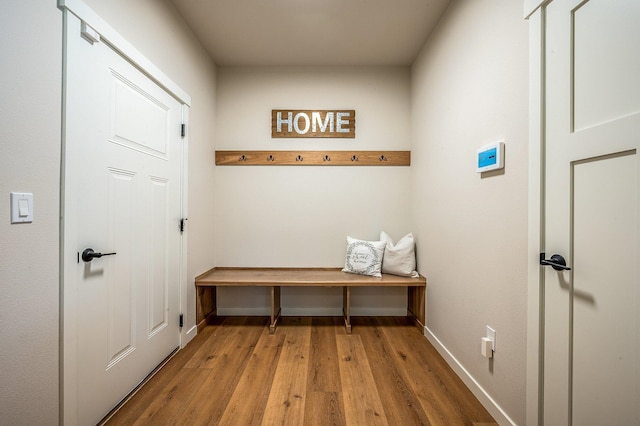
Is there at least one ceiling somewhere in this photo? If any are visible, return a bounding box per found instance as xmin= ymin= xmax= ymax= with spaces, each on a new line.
xmin=169 ymin=0 xmax=451 ymax=67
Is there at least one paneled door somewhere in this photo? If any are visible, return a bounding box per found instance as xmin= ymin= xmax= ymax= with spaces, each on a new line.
xmin=542 ymin=0 xmax=639 ymax=424
xmin=63 ymin=13 xmax=183 ymax=425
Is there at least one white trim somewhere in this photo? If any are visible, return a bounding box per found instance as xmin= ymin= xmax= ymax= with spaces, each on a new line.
xmin=527 ymin=5 xmax=546 ymax=426
xmin=179 ymin=105 xmax=190 ymax=347
xmin=349 ymin=307 xmax=407 ymax=316
xmin=217 ymin=307 xmax=273 ymax=316
xmin=524 ymin=0 xmax=548 ymax=19
xmin=61 ymin=14 xmax=79 ymax=424
xmin=57 ymin=0 xmax=191 ymax=106
xmin=424 ymin=326 xmax=517 ymax=426
xmin=59 ymin=4 xmax=192 ymax=423
xmin=282 ymin=308 xmax=344 ymax=316
xmin=184 ymin=324 xmax=198 ymax=345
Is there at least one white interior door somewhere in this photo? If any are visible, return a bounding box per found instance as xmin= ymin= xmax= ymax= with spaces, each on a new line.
xmin=63 ymin=13 xmax=183 ymax=425
xmin=542 ymin=0 xmax=640 ymax=424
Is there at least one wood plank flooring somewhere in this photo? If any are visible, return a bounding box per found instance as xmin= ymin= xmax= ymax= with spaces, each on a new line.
xmin=105 ymin=316 xmax=497 ymax=425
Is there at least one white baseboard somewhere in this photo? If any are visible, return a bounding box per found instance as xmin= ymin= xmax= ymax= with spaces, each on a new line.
xmin=424 ymin=326 xmax=516 ymax=426
xmin=282 ymin=307 xmax=343 ymax=316
xmin=183 ymin=324 xmax=197 ymax=347
xmin=350 ymin=307 xmax=407 ymax=316
xmin=216 ymin=307 xmax=271 ymax=316
xmin=216 ymin=307 xmax=407 ymax=317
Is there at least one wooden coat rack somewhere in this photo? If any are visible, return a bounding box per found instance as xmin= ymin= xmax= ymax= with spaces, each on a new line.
xmin=215 ymin=151 xmax=411 ymax=166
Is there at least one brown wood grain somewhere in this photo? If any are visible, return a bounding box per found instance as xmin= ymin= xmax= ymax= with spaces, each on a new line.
xmin=336 ymin=334 xmax=388 ymax=425
xmin=306 ymin=317 xmax=343 ymax=393
xmin=196 ymin=267 xmax=426 ymax=287
xmin=261 ymin=317 xmax=311 ymax=425
xmin=196 ymin=285 xmax=216 ymax=332
xmin=216 ymin=327 xmax=285 ymax=425
xmin=103 ymin=324 xmax=219 ymax=425
xmin=379 ymin=316 xmax=498 ymax=425
xmin=185 ymin=316 xmax=267 ymax=369
xmin=131 ymin=367 xmax=210 ymax=425
xmin=357 ymin=317 xmax=433 ymax=425
xmin=105 ymin=317 xmax=498 ymax=426
xmin=195 ymin=267 xmax=427 ymax=334
xmin=215 ymin=150 xmax=410 ymax=166
xmin=270 ymin=286 xmax=281 ymax=334
xmin=178 ymin=317 xmax=269 ymax=425
xmin=407 ymin=285 xmax=426 ymax=332
xmin=303 ymin=391 xmax=347 ymax=426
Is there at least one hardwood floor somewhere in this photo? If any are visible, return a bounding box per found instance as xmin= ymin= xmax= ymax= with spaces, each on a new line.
xmin=105 ymin=316 xmax=498 ymax=425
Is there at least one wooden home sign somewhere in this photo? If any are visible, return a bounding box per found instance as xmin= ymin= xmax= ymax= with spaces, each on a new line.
xmin=272 ymin=109 xmax=355 ymax=138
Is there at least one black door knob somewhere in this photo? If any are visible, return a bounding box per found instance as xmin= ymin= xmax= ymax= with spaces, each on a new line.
xmin=82 ymin=248 xmax=117 ymax=262
xmin=539 ymin=253 xmax=571 ymax=271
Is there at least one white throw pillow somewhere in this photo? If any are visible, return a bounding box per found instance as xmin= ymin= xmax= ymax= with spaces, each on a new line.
xmin=380 ymin=231 xmax=419 ymax=277
xmin=342 ymin=236 xmax=386 ymax=277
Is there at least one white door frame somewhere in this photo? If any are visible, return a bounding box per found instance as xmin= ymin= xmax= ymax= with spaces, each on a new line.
xmin=526 ymin=1 xmax=640 ymax=423
xmin=59 ymin=0 xmax=191 ymax=423
xmin=525 ymin=2 xmax=546 ymax=425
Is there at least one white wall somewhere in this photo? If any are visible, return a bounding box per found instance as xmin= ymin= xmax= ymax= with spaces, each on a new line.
xmin=411 ymin=1 xmax=529 ymax=424
xmin=81 ymin=0 xmax=218 ymax=332
xmin=0 ymin=3 xmax=61 ymax=424
xmin=214 ymin=67 xmax=412 ymax=315
xmin=0 ymin=0 xmax=217 ymax=423
xmin=0 ymin=1 xmax=530 ymax=423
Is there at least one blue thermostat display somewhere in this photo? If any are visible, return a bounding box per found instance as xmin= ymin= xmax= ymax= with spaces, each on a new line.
xmin=477 ymin=142 xmax=504 ymax=173
xmin=478 ymin=148 xmax=497 ymax=168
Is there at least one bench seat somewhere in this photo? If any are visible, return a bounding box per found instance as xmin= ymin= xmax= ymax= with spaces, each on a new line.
xmin=195 ymin=267 xmax=426 ymax=334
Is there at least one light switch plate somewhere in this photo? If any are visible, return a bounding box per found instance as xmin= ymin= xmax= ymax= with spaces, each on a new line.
xmin=10 ymin=192 xmax=33 ymax=223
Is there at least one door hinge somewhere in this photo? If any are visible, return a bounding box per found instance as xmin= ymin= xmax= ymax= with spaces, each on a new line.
xmin=80 ymin=22 xmax=100 ymax=45
xmin=180 ymin=218 xmax=187 ymax=233
xmin=181 ymin=123 xmax=186 ymax=138
xmin=179 ymin=314 xmax=184 ymax=328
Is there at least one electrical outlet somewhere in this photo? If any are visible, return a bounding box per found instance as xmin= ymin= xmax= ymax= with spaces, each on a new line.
xmin=486 ymin=326 xmax=496 ymax=351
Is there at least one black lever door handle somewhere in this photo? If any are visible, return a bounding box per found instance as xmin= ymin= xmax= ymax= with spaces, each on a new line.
xmin=540 ymin=253 xmax=571 ymax=271
xmin=82 ymin=248 xmax=117 ymax=262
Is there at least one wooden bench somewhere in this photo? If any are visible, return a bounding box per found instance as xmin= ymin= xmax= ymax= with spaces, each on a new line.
xmin=195 ymin=267 xmax=426 ymax=334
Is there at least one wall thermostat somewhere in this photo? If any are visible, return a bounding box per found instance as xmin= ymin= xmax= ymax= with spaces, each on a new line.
xmin=477 ymin=141 xmax=504 ymax=173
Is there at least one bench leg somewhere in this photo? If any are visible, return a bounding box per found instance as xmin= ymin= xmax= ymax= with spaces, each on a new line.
xmin=342 ymin=286 xmax=352 ymax=334
xmin=270 ymin=286 xmax=282 ymax=334
xmin=196 ymin=286 xmax=218 ymax=333
xmin=407 ymin=286 xmax=426 ymax=333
